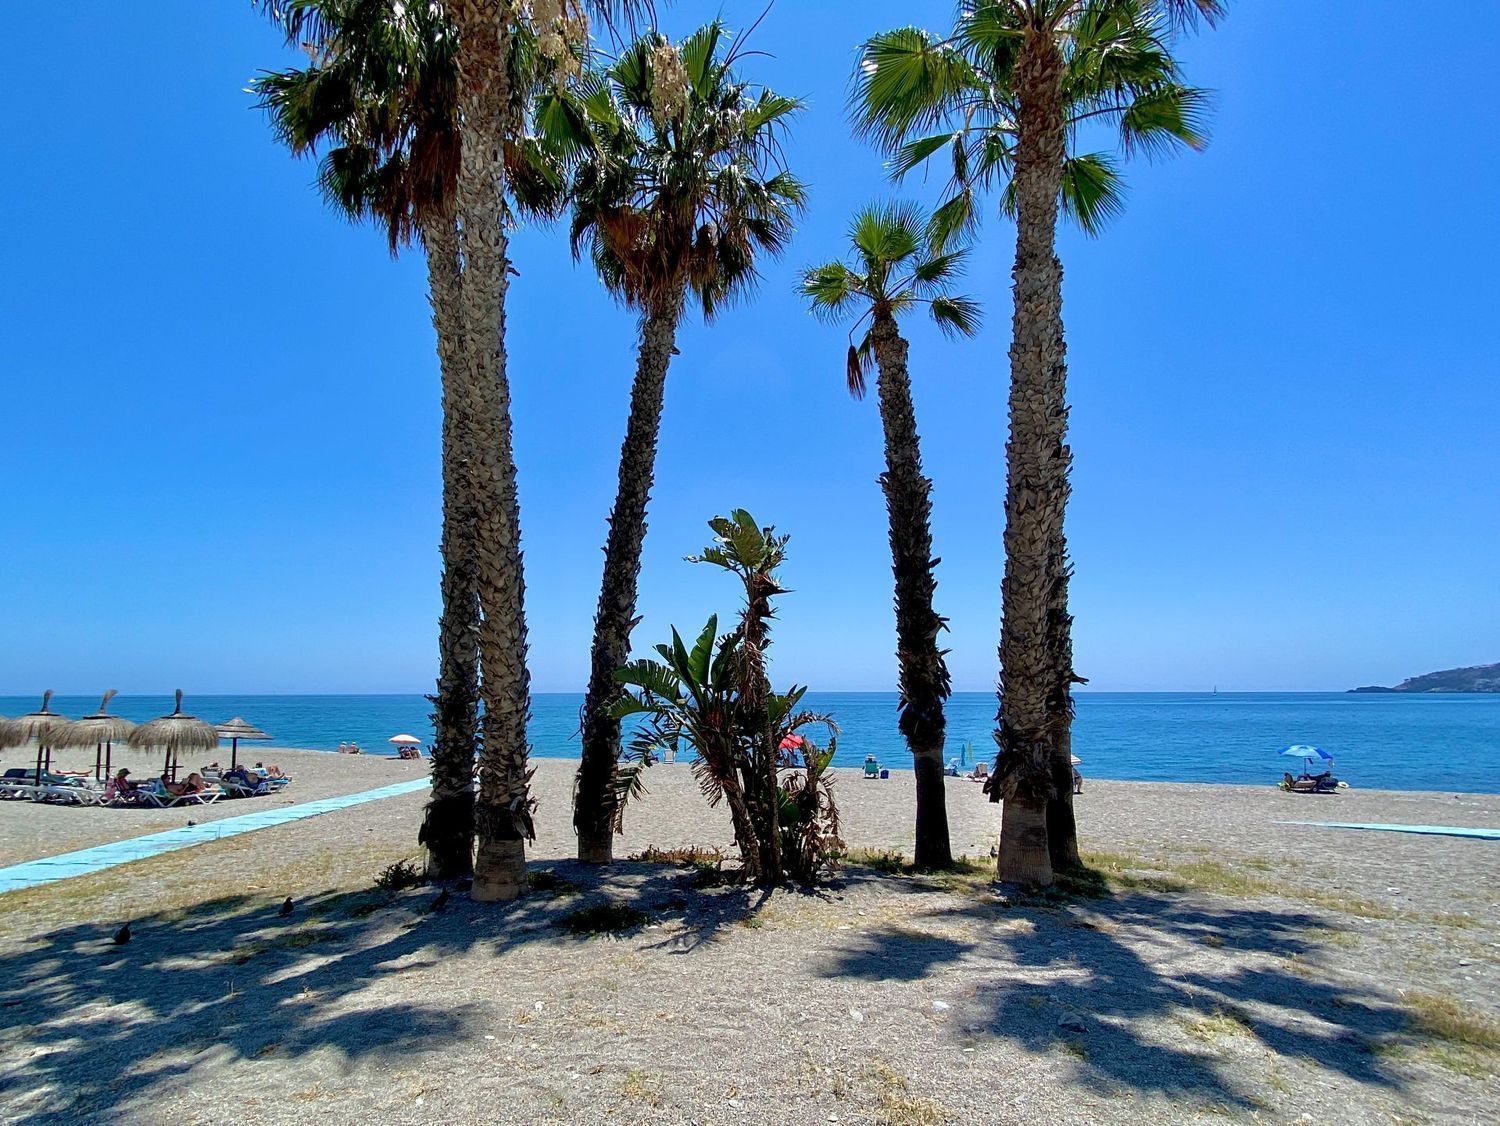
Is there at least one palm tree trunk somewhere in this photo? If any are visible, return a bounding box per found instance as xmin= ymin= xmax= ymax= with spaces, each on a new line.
xmin=420 ymin=214 xmax=481 ymax=880
xmin=575 ymin=291 xmax=686 ymax=864
xmin=992 ymin=32 xmax=1069 ymax=887
xmin=452 ymin=2 xmax=532 ymax=903
xmin=738 ymin=577 xmax=783 ymax=886
xmin=1046 ymin=536 xmax=1081 ymax=871
xmin=869 ymin=312 xmax=953 ymax=870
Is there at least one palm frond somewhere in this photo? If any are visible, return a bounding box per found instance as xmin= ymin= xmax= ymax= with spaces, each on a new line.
xmin=1059 ymin=150 xmax=1126 ymax=235
xmin=847 ymin=335 xmax=875 ymax=400
xmin=929 ymin=295 xmax=982 ymax=339
xmin=851 ymin=28 xmax=973 ymax=152
xmin=1119 ymin=83 xmax=1213 ymax=157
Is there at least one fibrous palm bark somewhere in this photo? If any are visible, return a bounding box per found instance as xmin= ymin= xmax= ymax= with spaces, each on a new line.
xmin=869 ymin=312 xmax=954 ymax=870
xmin=575 ymin=287 xmax=685 ymax=864
xmin=1046 ymin=533 xmax=1081 ymax=871
xmin=420 ymin=213 xmax=481 ymax=879
xmin=992 ymin=34 xmax=1069 ymax=887
xmin=451 ymin=0 xmax=534 ymax=902
xmin=739 ymin=570 xmax=784 ymax=886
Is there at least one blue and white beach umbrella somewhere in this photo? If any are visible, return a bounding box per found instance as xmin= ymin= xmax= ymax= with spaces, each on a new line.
xmin=1280 ymin=745 xmax=1333 ymax=762
xmin=1280 ymin=745 xmax=1334 ymax=773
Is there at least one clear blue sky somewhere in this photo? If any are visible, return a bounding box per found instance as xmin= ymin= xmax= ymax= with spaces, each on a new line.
xmin=2 ymin=2 xmax=1496 ymax=696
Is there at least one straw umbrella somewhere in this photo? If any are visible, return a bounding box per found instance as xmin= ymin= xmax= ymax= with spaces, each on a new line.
xmin=11 ymin=690 xmax=77 ymax=786
xmin=64 ymin=690 xmax=137 ymax=781
xmin=0 ymin=716 xmax=23 ymax=753
xmin=216 ymin=716 xmax=271 ymax=770
xmin=128 ymin=690 xmax=219 ymax=782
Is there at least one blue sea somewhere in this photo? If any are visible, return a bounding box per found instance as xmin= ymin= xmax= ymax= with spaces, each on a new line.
xmin=3 ymin=692 xmax=1496 ymax=793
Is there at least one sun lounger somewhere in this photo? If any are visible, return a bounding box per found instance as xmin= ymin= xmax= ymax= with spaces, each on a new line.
xmin=135 ymin=781 xmax=221 ymax=808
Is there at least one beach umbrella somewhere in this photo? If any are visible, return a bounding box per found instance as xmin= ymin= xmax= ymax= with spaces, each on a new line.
xmin=216 ymin=716 xmax=271 ymax=769
xmin=388 ymin=734 xmax=422 ymax=747
xmin=0 ymin=716 xmax=23 ymax=752
xmin=1279 ymin=744 xmax=1334 ymax=774
xmin=63 ymin=690 xmax=137 ymax=781
xmin=1070 ymin=755 xmax=1082 ymax=766
xmin=11 ymin=691 xmax=77 ymax=786
xmin=128 ymin=690 xmax=219 ymax=782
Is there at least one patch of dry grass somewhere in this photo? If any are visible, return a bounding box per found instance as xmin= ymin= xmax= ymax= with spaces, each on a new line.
xmin=865 ymin=1062 xmax=949 ymax=1126
xmin=619 ymin=1068 xmax=664 ymax=1108
xmin=1403 ymin=991 xmax=1500 ymax=1052
xmin=1372 ymin=990 xmax=1500 ymax=1077
xmin=1181 ymin=1007 xmax=1253 ymax=1043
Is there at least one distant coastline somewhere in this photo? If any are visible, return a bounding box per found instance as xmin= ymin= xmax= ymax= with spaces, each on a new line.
xmin=1350 ymin=661 xmax=1500 ymax=694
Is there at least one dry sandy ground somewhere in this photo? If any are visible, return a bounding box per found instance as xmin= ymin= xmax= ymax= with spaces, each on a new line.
xmin=0 ymin=747 xmax=428 ymax=866
xmin=1 ymin=758 xmax=1497 ymax=1125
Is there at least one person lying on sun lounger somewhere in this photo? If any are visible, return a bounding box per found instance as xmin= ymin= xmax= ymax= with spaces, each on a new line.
xmin=967 ymin=761 xmax=989 ymax=782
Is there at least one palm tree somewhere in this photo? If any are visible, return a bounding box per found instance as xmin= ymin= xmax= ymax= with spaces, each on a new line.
xmin=445 ymin=0 xmax=654 ymax=899
xmin=801 ymin=203 xmax=979 ymax=869
xmin=253 ymin=0 xmax=479 ymax=880
xmin=549 ymin=22 xmax=807 ymax=865
xmin=853 ymin=0 xmax=1222 ymax=884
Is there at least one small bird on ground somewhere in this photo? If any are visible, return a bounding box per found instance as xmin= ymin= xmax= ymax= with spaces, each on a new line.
xmin=429 ymin=888 xmax=450 ymax=914
xmin=278 ymin=897 xmax=294 ymax=917
xmin=113 ymin=923 xmax=132 ymax=945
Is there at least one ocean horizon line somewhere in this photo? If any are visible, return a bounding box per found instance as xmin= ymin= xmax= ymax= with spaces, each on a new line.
xmin=7 ymin=689 xmax=1481 ymax=700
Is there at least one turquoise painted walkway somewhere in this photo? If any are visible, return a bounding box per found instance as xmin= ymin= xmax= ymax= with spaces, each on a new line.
xmin=1278 ymin=820 xmax=1500 ymax=840
xmin=0 ymin=778 xmax=429 ymax=894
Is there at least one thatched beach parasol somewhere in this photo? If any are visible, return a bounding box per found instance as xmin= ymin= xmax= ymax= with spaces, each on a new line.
xmin=0 ymin=716 xmax=24 ymax=752
xmin=64 ymin=690 xmax=137 ymax=781
xmin=128 ymin=690 xmax=219 ymax=781
xmin=11 ymin=691 xmax=77 ymax=785
xmin=215 ymin=716 xmax=271 ymax=769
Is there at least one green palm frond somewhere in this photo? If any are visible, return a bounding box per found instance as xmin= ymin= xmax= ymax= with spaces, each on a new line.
xmin=800 ymin=263 xmax=866 ymax=321
xmin=1119 ymin=83 xmax=1213 ymax=157
xmin=927 ymin=188 xmax=979 ymax=253
xmin=929 ymin=295 xmax=982 ymax=338
xmin=850 ymin=28 xmax=974 ymax=152
xmin=852 ymin=0 xmax=1219 ymax=239
xmin=1060 ymin=150 xmax=1127 ymax=235
xmin=544 ymin=20 xmax=805 ymax=319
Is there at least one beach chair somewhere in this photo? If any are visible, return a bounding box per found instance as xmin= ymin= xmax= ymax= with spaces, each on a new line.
xmin=863 ymin=759 xmax=881 ymax=780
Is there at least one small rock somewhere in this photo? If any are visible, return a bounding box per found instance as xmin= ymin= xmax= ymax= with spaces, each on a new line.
xmin=849 ymin=1009 xmax=864 ymax=1023
xmin=1386 ymin=886 xmax=1400 ymax=893
xmin=484 ymin=1035 xmax=496 ymax=1041
xmin=727 ymin=1099 xmax=742 ymax=1109
xmin=1459 ymin=959 xmax=1472 ymax=967
xmin=932 ymin=1000 xmax=951 ymax=1013
xmin=534 ymin=1001 xmax=544 ymax=1012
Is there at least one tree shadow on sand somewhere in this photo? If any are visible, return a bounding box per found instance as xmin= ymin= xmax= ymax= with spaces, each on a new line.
xmin=817 ymin=870 xmax=1413 ymax=1111
xmin=0 ymin=860 xmax=765 ymax=1123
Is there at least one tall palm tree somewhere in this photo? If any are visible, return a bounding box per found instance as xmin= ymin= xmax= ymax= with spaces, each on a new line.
xmin=257 ymin=1 xmax=614 ymax=892
xmin=801 ymin=203 xmax=979 ymax=869
xmin=254 ymin=0 xmax=479 ymax=880
xmin=549 ymin=21 xmax=806 ymax=864
xmin=854 ymin=0 xmax=1222 ymax=884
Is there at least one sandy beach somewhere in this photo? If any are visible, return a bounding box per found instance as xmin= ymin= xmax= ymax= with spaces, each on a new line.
xmin=1 ymin=754 xmax=1496 ymax=1124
